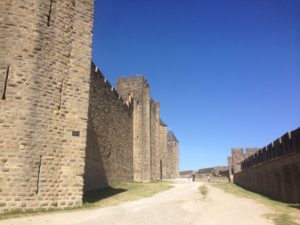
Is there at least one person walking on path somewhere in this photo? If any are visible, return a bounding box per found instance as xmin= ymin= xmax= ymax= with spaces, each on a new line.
xmin=207 ymin=175 xmax=211 ymax=182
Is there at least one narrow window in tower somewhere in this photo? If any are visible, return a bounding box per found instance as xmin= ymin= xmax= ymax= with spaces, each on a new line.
xmin=36 ymin=155 xmax=42 ymax=194
xmin=2 ymin=66 xmax=10 ymax=100
xmin=47 ymin=0 xmax=53 ymax=27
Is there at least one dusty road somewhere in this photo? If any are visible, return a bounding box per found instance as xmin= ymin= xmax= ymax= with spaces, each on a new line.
xmin=0 ymin=179 xmax=273 ymax=225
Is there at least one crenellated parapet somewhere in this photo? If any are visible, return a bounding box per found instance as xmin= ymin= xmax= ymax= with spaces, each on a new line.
xmin=234 ymin=127 xmax=300 ymax=203
xmin=91 ymin=62 xmax=134 ymax=110
xmin=228 ymin=147 xmax=259 ymax=178
xmin=241 ymin=128 xmax=300 ymax=170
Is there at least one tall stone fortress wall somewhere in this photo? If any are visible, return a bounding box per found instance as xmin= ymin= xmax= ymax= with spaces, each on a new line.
xmin=83 ymin=63 xmax=134 ymax=193
xmin=160 ymin=120 xmax=169 ymax=179
xmin=0 ymin=1 xmax=180 ymax=213
xmin=0 ymin=0 xmax=94 ymax=212
xmin=235 ymin=127 xmax=300 ymax=203
xmin=150 ymin=100 xmax=161 ymax=180
xmin=116 ymin=77 xmax=151 ymax=182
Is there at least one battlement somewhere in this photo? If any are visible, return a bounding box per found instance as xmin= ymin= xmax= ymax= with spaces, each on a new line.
xmin=235 ymin=128 xmax=300 ymax=203
xmin=91 ymin=62 xmax=133 ymax=110
xmin=117 ymin=76 xmax=149 ymax=88
xmin=245 ymin=148 xmax=260 ymax=157
xmin=231 ymin=148 xmax=244 ymax=155
xmin=150 ymin=99 xmax=160 ymax=108
xmin=116 ymin=76 xmax=150 ymax=103
xmin=0 ymin=0 xmax=180 ymax=213
xmin=229 ymin=147 xmax=259 ymax=174
xmin=241 ymin=127 xmax=300 ymax=170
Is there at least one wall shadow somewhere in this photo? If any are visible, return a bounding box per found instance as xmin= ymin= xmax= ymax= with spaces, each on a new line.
xmin=288 ymin=204 xmax=300 ymax=210
xmin=83 ymin=186 xmax=127 ymax=204
xmin=83 ymin=71 xmax=109 ymax=194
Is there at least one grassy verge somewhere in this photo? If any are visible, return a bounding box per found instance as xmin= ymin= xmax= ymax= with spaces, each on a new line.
xmin=0 ymin=182 xmax=172 ymax=221
xmin=213 ymin=182 xmax=300 ymax=225
xmin=83 ymin=182 xmax=172 ymax=208
xmin=198 ymin=185 xmax=208 ymax=199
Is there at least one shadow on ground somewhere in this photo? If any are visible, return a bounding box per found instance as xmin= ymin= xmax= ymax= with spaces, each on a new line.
xmin=83 ymin=187 xmax=127 ymax=204
xmin=288 ymin=204 xmax=300 ymax=210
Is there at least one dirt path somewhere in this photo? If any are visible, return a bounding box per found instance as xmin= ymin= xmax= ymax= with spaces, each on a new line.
xmin=0 ymin=179 xmax=273 ymax=225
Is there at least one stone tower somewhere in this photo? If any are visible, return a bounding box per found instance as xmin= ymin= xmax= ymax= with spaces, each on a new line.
xmin=231 ymin=148 xmax=245 ymax=174
xmin=116 ymin=76 xmax=151 ymax=182
xmin=150 ymin=100 xmax=161 ymax=180
xmin=160 ymin=119 xmax=168 ymax=179
xmin=0 ymin=0 xmax=94 ymax=212
xmin=167 ymin=130 xmax=179 ymax=178
xmin=245 ymin=148 xmax=259 ymax=157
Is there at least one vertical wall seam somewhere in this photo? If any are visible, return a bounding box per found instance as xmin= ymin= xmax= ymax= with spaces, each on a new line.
xmin=57 ymin=79 xmax=64 ymax=111
xmin=47 ymin=0 xmax=53 ymax=27
xmin=2 ymin=66 xmax=10 ymax=100
xmin=36 ymin=155 xmax=42 ymax=195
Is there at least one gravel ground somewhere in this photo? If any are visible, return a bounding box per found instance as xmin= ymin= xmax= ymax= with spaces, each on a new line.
xmin=0 ymin=179 xmax=273 ymax=225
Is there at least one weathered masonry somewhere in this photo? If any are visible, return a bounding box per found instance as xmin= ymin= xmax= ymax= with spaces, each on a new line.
xmin=0 ymin=1 xmax=180 ymax=213
xmin=116 ymin=77 xmax=152 ymax=182
xmin=83 ymin=64 xmax=134 ymax=193
xmin=0 ymin=0 xmax=94 ymax=211
xmin=116 ymin=77 xmax=180 ymax=182
xmin=228 ymin=147 xmax=259 ymax=182
xmin=167 ymin=131 xmax=180 ymax=178
xmin=234 ymin=128 xmax=300 ymax=203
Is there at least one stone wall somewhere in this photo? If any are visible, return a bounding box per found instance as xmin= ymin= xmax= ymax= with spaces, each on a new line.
xmin=197 ymin=166 xmax=228 ymax=177
xmin=0 ymin=0 xmax=94 ymax=212
xmin=83 ymin=64 xmax=134 ymax=193
xmin=179 ymin=170 xmax=193 ymax=178
xmin=229 ymin=147 xmax=259 ymax=175
xmin=150 ymin=100 xmax=161 ymax=180
xmin=160 ymin=121 xmax=169 ymax=179
xmin=235 ymin=127 xmax=300 ymax=203
xmin=167 ymin=131 xmax=179 ymax=178
xmin=228 ymin=157 xmax=233 ymax=182
xmin=116 ymin=77 xmax=151 ymax=182
xmin=231 ymin=148 xmax=244 ymax=173
xmin=0 ymin=1 xmax=180 ymax=212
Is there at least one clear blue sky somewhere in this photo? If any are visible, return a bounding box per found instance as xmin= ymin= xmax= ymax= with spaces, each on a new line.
xmin=92 ymin=0 xmax=300 ymax=171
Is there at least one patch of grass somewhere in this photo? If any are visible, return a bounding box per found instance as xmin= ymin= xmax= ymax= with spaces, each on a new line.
xmin=83 ymin=182 xmax=172 ymax=208
xmin=272 ymin=214 xmax=299 ymax=225
xmin=0 ymin=182 xmax=172 ymax=221
xmin=213 ymin=182 xmax=300 ymax=225
xmin=198 ymin=185 xmax=208 ymax=198
xmin=0 ymin=207 xmax=80 ymax=221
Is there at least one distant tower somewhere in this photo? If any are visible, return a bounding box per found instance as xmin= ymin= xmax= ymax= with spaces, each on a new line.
xmin=167 ymin=130 xmax=180 ymax=178
xmin=245 ymin=148 xmax=260 ymax=157
xmin=116 ymin=76 xmax=151 ymax=182
xmin=0 ymin=0 xmax=94 ymax=212
xmin=231 ymin=148 xmax=245 ymax=173
xmin=159 ymin=119 xmax=168 ymax=179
